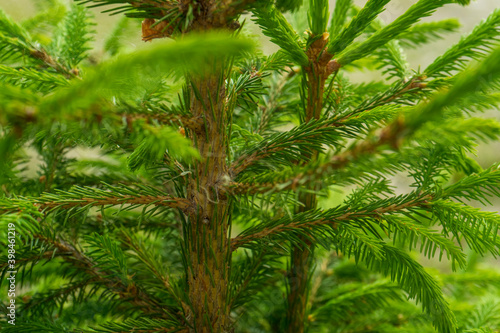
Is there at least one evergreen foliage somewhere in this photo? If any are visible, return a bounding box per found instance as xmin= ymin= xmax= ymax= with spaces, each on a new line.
xmin=1 ymin=0 xmax=500 ymax=333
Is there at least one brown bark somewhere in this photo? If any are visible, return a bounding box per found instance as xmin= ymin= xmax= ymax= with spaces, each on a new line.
xmin=286 ymin=32 xmax=336 ymax=333
xmin=184 ymin=69 xmax=232 ymax=332
xmin=286 ymin=191 xmax=317 ymax=333
xmin=137 ymin=2 xmax=244 ymax=329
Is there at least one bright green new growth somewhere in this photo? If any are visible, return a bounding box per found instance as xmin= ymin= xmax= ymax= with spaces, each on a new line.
xmin=308 ymin=0 xmax=329 ymax=36
xmin=328 ymin=0 xmax=391 ymax=55
xmin=252 ymin=2 xmax=308 ymax=65
xmin=55 ymin=3 xmax=95 ymax=68
xmin=1 ymin=0 xmax=500 ymax=333
xmin=329 ymin=0 xmax=352 ymax=37
xmin=425 ymin=9 xmax=500 ymax=78
xmin=337 ymin=0 xmax=452 ymax=66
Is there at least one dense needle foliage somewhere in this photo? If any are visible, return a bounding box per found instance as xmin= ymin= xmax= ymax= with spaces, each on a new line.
xmin=1 ymin=0 xmax=500 ymax=332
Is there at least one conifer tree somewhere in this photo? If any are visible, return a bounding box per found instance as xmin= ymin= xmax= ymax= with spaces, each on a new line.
xmin=1 ymin=0 xmax=500 ymax=333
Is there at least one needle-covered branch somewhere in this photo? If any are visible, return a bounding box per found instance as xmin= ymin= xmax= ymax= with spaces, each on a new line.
xmin=229 ymin=118 xmax=351 ymax=176
xmin=231 ymin=193 xmax=433 ymax=250
xmin=251 ymin=3 xmax=308 ymax=66
xmin=118 ymin=230 xmax=185 ymax=308
xmin=327 ymin=0 xmax=391 ymax=56
xmin=229 ymin=44 xmax=500 ymax=194
xmin=398 ymin=19 xmax=461 ymax=48
xmin=33 ymin=234 xmax=183 ymax=322
xmin=425 ymin=9 xmax=500 ymax=78
xmin=1 ymin=183 xmax=193 ymax=215
xmin=336 ymin=0 xmax=464 ymax=67
xmin=0 ymin=9 xmax=75 ymax=77
xmin=231 ymin=193 xmax=461 ymax=332
xmin=230 ymin=73 xmax=431 ymax=180
xmin=329 ymin=0 xmax=353 ymax=37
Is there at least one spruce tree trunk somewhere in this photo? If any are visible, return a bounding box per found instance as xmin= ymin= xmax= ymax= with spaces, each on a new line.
xmin=286 ymin=34 xmax=332 ymax=333
xmin=286 ymin=193 xmax=317 ymax=333
xmin=185 ymin=71 xmax=232 ymax=332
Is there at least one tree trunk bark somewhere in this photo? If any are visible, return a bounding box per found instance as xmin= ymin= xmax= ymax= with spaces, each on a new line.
xmin=286 ymin=34 xmax=332 ymax=332
xmin=185 ymin=70 xmax=232 ymax=333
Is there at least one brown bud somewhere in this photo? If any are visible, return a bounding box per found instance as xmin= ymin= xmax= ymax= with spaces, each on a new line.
xmin=142 ymin=19 xmax=172 ymax=41
xmin=142 ymin=19 xmax=156 ymax=42
xmin=326 ymin=60 xmax=341 ymax=75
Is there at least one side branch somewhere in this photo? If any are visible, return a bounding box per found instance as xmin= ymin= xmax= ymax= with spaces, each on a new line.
xmin=229 ymin=118 xmax=346 ymax=176
xmin=229 ymin=74 xmax=420 ymax=177
xmin=231 ymin=194 xmax=432 ymax=250
xmin=0 ymin=184 xmax=194 ymax=215
xmin=226 ymin=116 xmax=405 ymax=195
xmin=125 ymin=112 xmax=205 ymax=134
xmin=3 ymin=101 xmax=204 ymax=136
xmin=35 ymin=195 xmax=192 ymax=212
xmin=34 ymin=234 xmax=182 ymax=321
xmin=30 ymin=48 xmax=77 ymax=78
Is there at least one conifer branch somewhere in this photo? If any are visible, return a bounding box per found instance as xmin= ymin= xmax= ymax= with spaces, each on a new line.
xmin=231 ymin=198 xmax=461 ymax=332
xmin=226 ymin=117 xmax=403 ymax=195
xmin=33 ymin=185 xmax=193 ymax=213
xmin=398 ymin=19 xmax=461 ymax=48
xmin=351 ymin=75 xmax=427 ymax=114
xmin=0 ymin=9 xmax=76 ymax=77
xmin=308 ymin=0 xmax=330 ymax=36
xmin=231 ymin=193 xmax=432 ymax=250
xmin=444 ymin=164 xmax=500 ymax=204
xmin=310 ymin=280 xmax=403 ymax=323
xmin=33 ymin=234 xmax=183 ymax=322
xmin=219 ymin=0 xmax=257 ymax=20
xmin=327 ymin=0 xmax=391 ymax=55
xmin=0 ymin=185 xmax=192 ymax=215
xmin=94 ymin=318 xmax=188 ymax=333
xmin=0 ymin=250 xmax=59 ymax=272
xmin=229 ymin=118 xmax=347 ymax=176
xmin=1 ymin=99 xmax=203 ymax=137
xmin=57 ymin=3 xmax=95 ymax=68
xmin=336 ymin=0 xmax=455 ymax=66
xmin=228 ymin=252 xmax=279 ymax=310
xmin=369 ymin=18 xmax=409 ymax=80
xmin=29 ymin=48 xmax=76 ymax=78
xmin=20 ymin=277 xmax=99 ymax=316
xmin=430 ymin=200 xmax=500 ymax=257
xmin=76 ymin=0 xmax=171 ymax=19
xmin=118 ymin=230 xmax=189 ymax=312
xmin=425 ymin=9 xmax=500 ymax=78
xmin=255 ymin=68 xmax=296 ymax=134
xmin=329 ymin=0 xmax=353 ymax=37
xmin=230 ymin=43 xmax=500 ymax=195
xmin=0 ymin=65 xmax=70 ymax=92
xmin=230 ymin=75 xmax=427 ymax=179
xmin=251 ymin=3 xmax=308 ymax=66
xmin=124 ymin=112 xmax=204 ymax=133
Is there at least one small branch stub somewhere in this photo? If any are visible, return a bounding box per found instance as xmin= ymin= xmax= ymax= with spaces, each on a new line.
xmin=142 ymin=18 xmax=173 ymax=41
